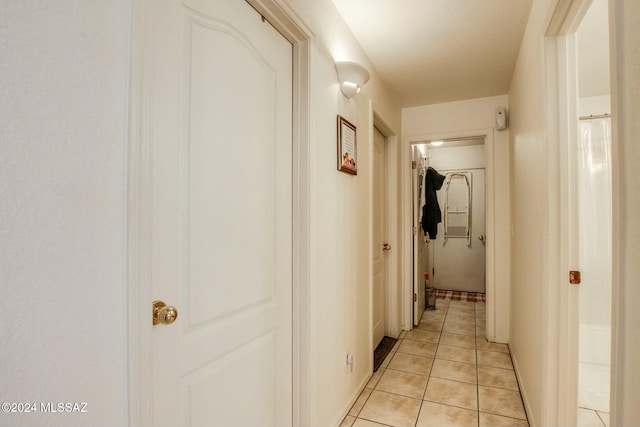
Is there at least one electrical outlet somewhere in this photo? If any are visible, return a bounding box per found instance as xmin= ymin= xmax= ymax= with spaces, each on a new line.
xmin=346 ymin=354 xmax=354 ymax=365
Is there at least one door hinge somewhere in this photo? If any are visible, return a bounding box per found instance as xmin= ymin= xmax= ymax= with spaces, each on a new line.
xmin=569 ymin=270 xmax=581 ymax=284
xmin=413 ymin=293 xmax=417 ymax=302
xmin=432 ymin=267 xmax=435 ymax=276
xmin=412 ymin=226 xmax=417 ymax=236
xmin=412 ymin=161 xmax=417 ymax=169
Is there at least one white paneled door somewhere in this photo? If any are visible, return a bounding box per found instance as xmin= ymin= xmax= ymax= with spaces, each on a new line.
xmin=149 ymin=1 xmax=293 ymax=426
xmin=372 ymin=127 xmax=388 ymax=349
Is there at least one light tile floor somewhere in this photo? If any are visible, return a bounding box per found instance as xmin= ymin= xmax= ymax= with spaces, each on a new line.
xmin=341 ymin=299 xmax=529 ymax=427
xmin=577 ymin=407 xmax=610 ymax=427
xmin=577 ymin=362 xmax=610 ymax=427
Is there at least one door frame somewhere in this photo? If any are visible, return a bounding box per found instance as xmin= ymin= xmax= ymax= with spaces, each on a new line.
xmin=126 ymin=1 xmax=312 ymax=426
xmin=542 ymin=31 xmax=580 ymax=427
xmin=402 ymin=129 xmax=498 ymax=339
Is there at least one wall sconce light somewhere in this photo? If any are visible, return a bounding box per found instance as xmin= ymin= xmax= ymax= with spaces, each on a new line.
xmin=335 ymin=61 xmax=370 ymax=98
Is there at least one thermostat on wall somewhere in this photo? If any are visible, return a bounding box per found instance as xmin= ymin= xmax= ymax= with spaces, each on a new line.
xmin=496 ymin=108 xmax=508 ymax=130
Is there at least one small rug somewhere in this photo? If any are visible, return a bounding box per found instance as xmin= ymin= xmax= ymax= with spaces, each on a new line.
xmin=373 ymin=336 xmax=397 ymax=372
xmin=436 ymin=289 xmax=486 ymax=303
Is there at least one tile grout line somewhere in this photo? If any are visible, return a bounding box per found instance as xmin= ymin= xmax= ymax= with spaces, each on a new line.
xmin=475 ymin=301 xmax=481 ymax=427
xmin=594 ymin=409 xmax=607 ymax=427
xmin=444 ymin=299 xmax=482 ymax=423
xmin=414 ymin=297 xmax=447 ymax=427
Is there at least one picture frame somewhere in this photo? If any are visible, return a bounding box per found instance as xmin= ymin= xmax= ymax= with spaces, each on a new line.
xmin=337 ymin=115 xmax=357 ymax=175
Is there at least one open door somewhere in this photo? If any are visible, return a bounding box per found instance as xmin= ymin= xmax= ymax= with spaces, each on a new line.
xmin=412 ymin=146 xmax=427 ymax=325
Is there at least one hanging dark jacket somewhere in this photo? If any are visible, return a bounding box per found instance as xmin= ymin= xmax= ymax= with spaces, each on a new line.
xmin=421 ymin=167 xmax=446 ymax=239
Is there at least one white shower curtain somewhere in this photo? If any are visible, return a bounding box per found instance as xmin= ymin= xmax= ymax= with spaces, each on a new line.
xmin=578 ymin=117 xmax=612 ymax=413
xmin=578 ymin=117 xmax=612 ymax=330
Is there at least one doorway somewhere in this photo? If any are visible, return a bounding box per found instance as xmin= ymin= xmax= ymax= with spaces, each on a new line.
xmin=411 ymin=138 xmax=487 ymax=322
xmin=404 ymin=129 xmax=502 ymax=342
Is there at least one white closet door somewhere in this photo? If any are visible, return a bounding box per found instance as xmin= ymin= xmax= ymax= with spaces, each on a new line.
xmin=149 ymin=1 xmax=293 ymax=425
xmin=433 ymin=169 xmax=486 ymax=293
xmin=373 ymin=127 xmax=388 ymax=348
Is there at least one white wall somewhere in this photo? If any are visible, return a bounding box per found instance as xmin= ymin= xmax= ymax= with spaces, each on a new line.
xmin=507 ymin=1 xmax=557 ymax=424
xmin=402 ymin=95 xmax=511 ymax=343
xmin=429 ymin=144 xmax=486 ymax=170
xmin=282 ymin=1 xmax=403 ymax=425
xmin=579 ymin=95 xmax=610 ymax=116
xmin=577 ymin=0 xmax=610 ymax=98
xmin=0 ymin=1 xmax=131 ymax=426
xmin=609 ymin=0 xmax=640 ymax=424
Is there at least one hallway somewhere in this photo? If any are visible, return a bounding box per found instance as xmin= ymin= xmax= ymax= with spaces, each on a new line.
xmin=341 ymin=299 xmax=528 ymax=427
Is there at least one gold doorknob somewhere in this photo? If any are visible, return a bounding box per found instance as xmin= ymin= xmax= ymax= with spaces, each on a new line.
xmin=383 ymin=243 xmax=391 ymax=251
xmin=153 ymin=300 xmax=178 ymax=325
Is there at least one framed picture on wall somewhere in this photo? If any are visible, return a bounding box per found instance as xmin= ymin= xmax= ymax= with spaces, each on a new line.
xmin=337 ymin=115 xmax=357 ymax=175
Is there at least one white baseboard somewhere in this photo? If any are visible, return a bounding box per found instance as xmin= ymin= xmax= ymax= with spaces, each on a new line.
xmin=509 ymin=343 xmax=535 ymax=427
xmin=333 ymin=371 xmax=372 ymax=427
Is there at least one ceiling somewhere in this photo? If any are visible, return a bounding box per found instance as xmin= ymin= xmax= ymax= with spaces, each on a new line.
xmin=332 ymin=0 xmax=534 ymax=107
